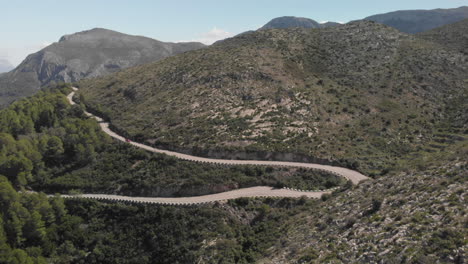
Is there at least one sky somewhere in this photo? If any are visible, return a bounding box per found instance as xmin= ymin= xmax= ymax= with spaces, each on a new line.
xmin=1 ymin=0 xmax=467 ymax=66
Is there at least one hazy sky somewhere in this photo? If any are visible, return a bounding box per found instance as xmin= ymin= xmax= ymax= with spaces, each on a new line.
xmin=1 ymin=0 xmax=466 ymax=66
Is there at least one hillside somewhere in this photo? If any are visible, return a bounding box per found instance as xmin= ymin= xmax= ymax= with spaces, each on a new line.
xmin=365 ymin=6 xmax=468 ymax=33
xmin=0 ymin=83 xmax=465 ymax=263
xmin=0 ymin=80 xmax=347 ymax=264
xmin=0 ymin=28 xmax=205 ymax=107
xmin=217 ymin=17 xmax=340 ymax=44
xmin=417 ymin=18 xmax=468 ymax=54
xmin=263 ymin=140 xmax=467 ymax=263
xmin=77 ymin=21 xmax=467 ymax=176
xmin=260 ymin=16 xmax=339 ymax=30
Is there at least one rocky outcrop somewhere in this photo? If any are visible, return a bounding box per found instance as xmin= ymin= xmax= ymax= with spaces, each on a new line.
xmin=0 ymin=28 xmax=205 ymax=107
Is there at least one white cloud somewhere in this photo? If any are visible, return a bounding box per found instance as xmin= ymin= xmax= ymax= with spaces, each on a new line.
xmin=0 ymin=41 xmax=52 ymax=67
xmin=179 ymin=27 xmax=234 ymax=45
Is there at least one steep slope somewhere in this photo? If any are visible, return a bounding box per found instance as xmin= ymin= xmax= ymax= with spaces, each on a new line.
xmin=260 ymin=16 xmax=339 ymax=30
xmin=263 ymin=141 xmax=467 ymax=263
xmin=0 ymin=28 xmax=205 ymax=107
xmin=365 ymin=6 xmax=468 ymax=33
xmin=0 ymin=58 xmax=14 ymax=73
xmin=417 ymin=18 xmax=468 ymax=54
xmin=78 ymin=21 xmax=467 ymax=175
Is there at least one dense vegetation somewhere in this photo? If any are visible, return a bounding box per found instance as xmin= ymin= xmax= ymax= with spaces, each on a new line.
xmin=1 ymin=139 xmax=465 ymax=263
xmin=0 ymin=175 xmax=81 ymax=263
xmin=78 ymin=21 xmax=467 ymax=176
xmin=0 ymin=85 xmax=109 ymax=188
xmin=0 ymin=82 xmax=346 ymax=263
xmin=0 ymin=19 xmax=466 ymax=264
xmin=44 ymin=144 xmax=343 ymax=197
xmin=63 ymin=197 xmax=317 ymax=264
xmin=0 ymin=84 xmax=343 ymax=197
xmin=1 ymin=173 xmax=318 ymax=263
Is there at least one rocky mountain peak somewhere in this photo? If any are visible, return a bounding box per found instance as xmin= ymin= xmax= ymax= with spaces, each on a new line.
xmin=0 ymin=28 xmax=205 ymax=107
xmin=260 ymin=16 xmax=321 ymax=29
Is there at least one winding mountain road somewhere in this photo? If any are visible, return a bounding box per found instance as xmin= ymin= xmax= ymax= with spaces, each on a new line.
xmin=60 ymin=187 xmax=330 ymax=205
xmin=63 ymin=88 xmax=369 ymax=205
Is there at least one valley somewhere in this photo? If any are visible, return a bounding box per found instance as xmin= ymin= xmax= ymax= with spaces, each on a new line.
xmin=52 ymin=87 xmax=368 ymax=204
xmin=0 ymin=4 xmax=466 ymax=263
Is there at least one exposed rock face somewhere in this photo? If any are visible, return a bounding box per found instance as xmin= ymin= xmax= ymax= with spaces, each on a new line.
xmin=0 ymin=28 xmax=205 ymax=107
xmin=365 ymin=6 xmax=468 ymax=33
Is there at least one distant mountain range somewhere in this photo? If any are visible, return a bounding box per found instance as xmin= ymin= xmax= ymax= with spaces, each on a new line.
xmin=365 ymin=6 xmax=468 ymax=33
xmin=260 ymin=16 xmax=340 ymax=30
xmin=212 ymin=17 xmax=341 ymax=45
xmin=1 ymin=6 xmax=467 ymax=108
xmin=0 ymin=28 xmax=204 ymax=107
xmin=0 ymin=58 xmax=14 ymax=73
xmin=259 ymin=6 xmax=468 ymax=33
xmin=417 ymin=18 xmax=468 ymax=54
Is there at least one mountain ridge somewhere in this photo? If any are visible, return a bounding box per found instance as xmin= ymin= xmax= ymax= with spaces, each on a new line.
xmin=260 ymin=16 xmax=340 ymax=30
xmin=77 ymin=20 xmax=467 ymax=176
xmin=365 ymin=6 xmax=468 ymax=33
xmin=0 ymin=28 xmax=205 ymax=107
xmin=417 ymin=18 xmax=468 ymax=54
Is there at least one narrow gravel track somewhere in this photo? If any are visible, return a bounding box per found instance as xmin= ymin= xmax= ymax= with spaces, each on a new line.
xmin=60 ymin=187 xmax=329 ymax=205
xmin=63 ymin=88 xmax=369 ymax=204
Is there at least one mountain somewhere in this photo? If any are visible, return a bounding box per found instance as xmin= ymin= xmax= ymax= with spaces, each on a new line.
xmin=0 ymin=58 xmax=14 ymax=73
xmin=261 ymin=16 xmax=321 ymax=29
xmin=365 ymin=6 xmax=468 ymax=33
xmin=0 ymin=17 xmax=467 ymax=263
xmin=417 ymin=18 xmax=468 ymax=54
xmin=77 ymin=21 xmax=467 ymax=176
xmin=216 ymin=17 xmax=339 ymax=45
xmin=320 ymin=21 xmax=341 ymax=28
xmin=264 ymin=140 xmax=467 ymax=263
xmin=260 ymin=16 xmax=340 ymax=30
xmin=0 ymin=28 xmax=205 ymax=107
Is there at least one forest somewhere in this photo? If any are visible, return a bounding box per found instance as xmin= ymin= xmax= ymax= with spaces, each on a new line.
xmin=0 ymin=84 xmax=343 ymax=196
xmin=1 ymin=171 xmax=319 ymax=263
xmin=0 ymin=83 xmax=344 ymax=262
xmin=3 ymin=84 xmax=462 ymax=263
